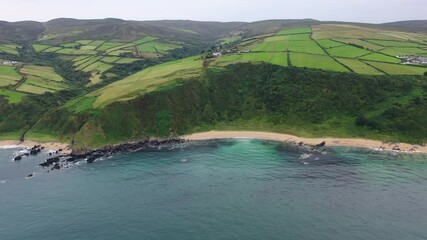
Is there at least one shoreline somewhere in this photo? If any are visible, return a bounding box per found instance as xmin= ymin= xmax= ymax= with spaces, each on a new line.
xmin=183 ymin=131 xmax=427 ymax=153
xmin=1 ymin=131 xmax=426 ymax=155
xmin=0 ymin=140 xmax=71 ymax=154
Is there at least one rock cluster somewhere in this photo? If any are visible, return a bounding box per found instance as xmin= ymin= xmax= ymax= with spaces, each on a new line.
xmin=38 ymin=138 xmax=185 ymax=169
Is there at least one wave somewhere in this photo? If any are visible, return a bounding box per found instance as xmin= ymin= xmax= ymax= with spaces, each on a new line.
xmin=0 ymin=145 xmax=21 ymax=149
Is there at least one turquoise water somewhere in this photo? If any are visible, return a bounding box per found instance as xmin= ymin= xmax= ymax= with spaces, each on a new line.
xmin=1 ymin=139 xmax=427 ymax=240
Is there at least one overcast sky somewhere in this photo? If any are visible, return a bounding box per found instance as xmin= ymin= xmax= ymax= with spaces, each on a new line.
xmin=2 ymin=0 xmax=426 ymax=23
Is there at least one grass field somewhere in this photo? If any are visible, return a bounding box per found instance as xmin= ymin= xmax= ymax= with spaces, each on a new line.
xmin=0 ymin=44 xmax=19 ymax=55
xmin=365 ymin=61 xmax=427 ymax=75
xmin=0 ymin=65 xmax=22 ymax=87
xmin=333 ymin=38 xmax=385 ymax=51
xmin=17 ymin=83 xmax=53 ymax=94
xmin=213 ymin=53 xmax=288 ymax=67
xmin=316 ymin=39 xmax=345 ymax=48
xmin=133 ymin=36 xmax=157 ymax=44
xmin=0 ymin=88 xmax=26 ymax=103
xmin=97 ymin=42 xmax=126 ymax=51
xmin=20 ymin=65 xmax=63 ymax=82
xmin=95 ymin=63 xmax=113 ymax=73
xmin=359 ymin=53 xmax=401 ymax=63
xmin=336 ymin=58 xmax=384 ymax=75
xmin=80 ymin=45 xmax=98 ymax=50
xmin=282 ymin=34 xmax=312 ymax=41
xmin=33 ymin=44 xmax=51 ymax=52
xmin=109 ymin=49 xmax=136 ymax=56
xmin=75 ymin=56 xmax=103 ymax=70
xmin=380 ymin=47 xmax=427 ymax=57
xmin=115 ymin=58 xmax=140 ymax=64
xmin=249 ymin=36 xmax=325 ymax=54
xmin=90 ymin=56 xmax=204 ymax=108
xmin=16 ymin=65 xmax=67 ymax=94
xmin=82 ymin=61 xmax=105 ymax=72
xmin=277 ymin=27 xmax=311 ymax=35
xmin=60 ymin=42 xmax=81 ymax=48
xmin=76 ymin=40 xmax=93 ymax=45
xmin=137 ymin=42 xmax=181 ymax=53
xmin=289 ymin=52 xmax=349 ymax=72
xmin=25 ymin=76 xmax=67 ymax=91
xmin=366 ymin=39 xmax=426 ymax=47
xmin=326 ymin=45 xmax=371 ymax=58
xmin=312 ymin=24 xmax=419 ymax=41
xmin=43 ymin=47 xmax=62 ymax=53
xmin=219 ymin=36 xmax=241 ymax=45
xmin=101 ymin=57 xmax=120 ymax=63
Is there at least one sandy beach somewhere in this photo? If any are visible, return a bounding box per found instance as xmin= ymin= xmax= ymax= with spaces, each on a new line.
xmin=184 ymin=131 xmax=427 ymax=153
xmin=0 ymin=140 xmax=71 ymax=154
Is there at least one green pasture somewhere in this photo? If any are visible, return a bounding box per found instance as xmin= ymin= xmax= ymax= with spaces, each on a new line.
xmin=90 ymin=56 xmax=204 ymax=108
xmin=333 ymin=38 xmax=385 ymax=51
xmin=277 ymin=27 xmax=311 ymax=35
xmin=365 ymin=61 xmax=427 ymax=75
xmin=137 ymin=41 xmax=181 ymax=53
xmin=115 ymin=58 xmax=139 ymax=64
xmin=25 ymin=76 xmax=66 ymax=91
xmin=0 ymin=88 xmax=26 ymax=103
xmin=380 ymin=47 xmax=427 ymax=57
xmin=0 ymin=65 xmax=21 ymax=86
xmin=33 ymin=44 xmax=51 ymax=52
xmin=326 ymin=45 xmax=371 ymax=58
xmin=20 ymin=65 xmax=63 ymax=82
xmin=359 ymin=53 xmax=401 ymax=63
xmin=336 ymin=58 xmax=383 ymax=75
xmin=97 ymin=42 xmax=126 ymax=51
xmin=289 ymin=52 xmax=349 ymax=72
xmin=43 ymin=47 xmax=63 ymax=53
xmin=0 ymin=44 xmax=19 ymax=55
xmin=17 ymin=83 xmax=53 ymax=94
xmin=316 ymin=39 xmax=345 ymax=48
xmin=366 ymin=39 xmax=426 ymax=47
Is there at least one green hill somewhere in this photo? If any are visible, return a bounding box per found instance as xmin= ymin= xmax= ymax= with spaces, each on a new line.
xmin=0 ymin=19 xmax=427 ymax=147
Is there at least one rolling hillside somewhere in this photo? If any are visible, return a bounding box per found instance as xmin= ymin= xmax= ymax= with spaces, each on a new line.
xmin=0 ymin=18 xmax=426 ymax=147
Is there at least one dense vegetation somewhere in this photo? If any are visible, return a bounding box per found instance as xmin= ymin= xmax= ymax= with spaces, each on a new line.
xmin=26 ymin=64 xmax=427 ymax=148
xmin=1 ymin=19 xmax=427 ymax=148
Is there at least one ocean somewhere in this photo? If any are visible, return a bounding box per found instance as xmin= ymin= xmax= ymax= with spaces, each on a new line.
xmin=1 ymin=139 xmax=426 ymax=240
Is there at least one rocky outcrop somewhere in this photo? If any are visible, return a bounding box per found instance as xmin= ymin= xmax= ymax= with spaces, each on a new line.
xmin=39 ymin=138 xmax=186 ymax=168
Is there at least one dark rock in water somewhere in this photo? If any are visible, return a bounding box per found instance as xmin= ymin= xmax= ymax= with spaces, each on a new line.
xmin=39 ymin=156 xmax=61 ymax=167
xmin=58 ymin=149 xmax=63 ymax=152
xmin=64 ymin=157 xmax=75 ymax=162
xmin=27 ymin=173 xmax=33 ymax=178
xmin=87 ymin=153 xmax=103 ymax=163
xmin=40 ymin=162 xmax=50 ymax=167
xmin=298 ymin=142 xmax=304 ymax=146
xmin=24 ymin=153 xmax=30 ymax=156
xmin=30 ymin=148 xmax=41 ymax=155
xmin=315 ymin=141 xmax=326 ymax=148
xmin=86 ymin=156 xmax=96 ymax=163
xmin=60 ymin=138 xmax=186 ymax=165
xmin=14 ymin=156 xmax=22 ymax=161
xmin=47 ymin=156 xmax=60 ymax=165
xmin=49 ymin=152 xmax=52 ymax=156
xmin=53 ymin=164 xmax=61 ymax=170
xmin=41 ymin=146 xmax=45 ymax=150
